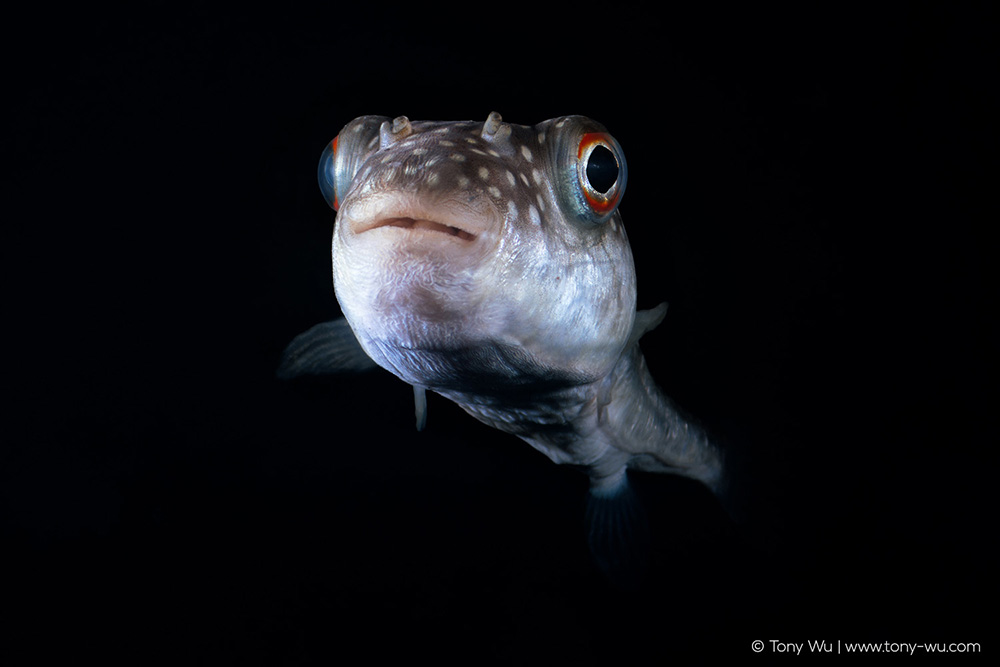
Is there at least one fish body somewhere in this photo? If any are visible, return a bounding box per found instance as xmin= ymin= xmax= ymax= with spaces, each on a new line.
xmin=280 ymin=113 xmax=724 ymax=566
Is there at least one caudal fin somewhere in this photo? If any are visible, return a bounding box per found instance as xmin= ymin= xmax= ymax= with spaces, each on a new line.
xmin=585 ymin=475 xmax=651 ymax=589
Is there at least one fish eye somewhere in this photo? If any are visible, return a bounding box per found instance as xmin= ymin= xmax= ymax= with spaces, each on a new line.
xmin=585 ymin=144 xmax=619 ymax=194
xmin=318 ymin=135 xmax=340 ymax=209
xmin=317 ymin=115 xmax=390 ymax=212
xmin=576 ymin=132 xmax=627 ymax=220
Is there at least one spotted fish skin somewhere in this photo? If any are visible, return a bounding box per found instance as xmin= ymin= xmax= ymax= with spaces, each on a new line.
xmin=286 ymin=112 xmax=723 ymax=499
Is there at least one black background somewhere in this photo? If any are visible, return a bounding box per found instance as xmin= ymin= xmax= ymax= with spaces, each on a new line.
xmin=3 ymin=3 xmax=993 ymax=663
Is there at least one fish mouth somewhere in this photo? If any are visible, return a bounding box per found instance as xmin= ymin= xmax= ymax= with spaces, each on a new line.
xmin=341 ymin=192 xmax=498 ymax=246
xmin=361 ymin=216 xmax=477 ymax=241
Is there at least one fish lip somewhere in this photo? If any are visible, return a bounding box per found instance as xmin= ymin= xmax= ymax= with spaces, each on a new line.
xmin=359 ymin=216 xmax=477 ymax=241
xmin=341 ymin=192 xmax=499 ymax=244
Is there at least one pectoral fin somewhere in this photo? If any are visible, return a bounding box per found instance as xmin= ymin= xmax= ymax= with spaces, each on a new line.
xmin=596 ymin=303 xmax=669 ymax=425
xmin=276 ymin=318 xmax=378 ymax=379
xmin=628 ymin=302 xmax=668 ymax=347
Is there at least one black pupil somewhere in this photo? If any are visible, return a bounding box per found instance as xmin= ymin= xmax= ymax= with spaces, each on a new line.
xmin=585 ymin=145 xmax=619 ymax=194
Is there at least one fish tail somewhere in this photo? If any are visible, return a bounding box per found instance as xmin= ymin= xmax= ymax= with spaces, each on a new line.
xmin=585 ymin=473 xmax=650 ymax=590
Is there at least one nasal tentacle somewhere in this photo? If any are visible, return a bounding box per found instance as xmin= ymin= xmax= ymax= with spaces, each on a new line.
xmin=380 ymin=115 xmax=413 ymax=148
xmin=481 ymin=111 xmax=513 ymax=154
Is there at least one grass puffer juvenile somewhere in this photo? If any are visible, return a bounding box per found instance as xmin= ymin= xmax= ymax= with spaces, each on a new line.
xmin=280 ymin=112 xmax=725 ymax=579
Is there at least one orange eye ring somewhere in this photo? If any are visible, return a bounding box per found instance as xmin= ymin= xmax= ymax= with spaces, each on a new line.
xmin=318 ymin=135 xmax=340 ymax=210
xmin=577 ymin=132 xmax=626 ymax=217
xmin=317 ymin=115 xmax=391 ymax=214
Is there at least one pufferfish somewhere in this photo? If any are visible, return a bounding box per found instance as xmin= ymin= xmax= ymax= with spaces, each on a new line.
xmin=279 ymin=112 xmax=726 ymax=579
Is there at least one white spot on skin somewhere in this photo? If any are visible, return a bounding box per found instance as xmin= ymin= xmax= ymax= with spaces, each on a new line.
xmin=440 ymin=140 xmax=456 ymax=147
xmin=536 ymin=193 xmax=546 ymax=212
xmin=478 ymin=166 xmax=490 ymax=181
xmin=488 ymin=150 xmax=501 ymax=158
xmin=457 ymin=175 xmax=470 ymax=188
xmin=507 ymin=200 xmax=518 ymax=219
xmin=412 ymin=147 xmax=428 ymax=156
xmin=520 ymin=145 xmax=533 ymax=162
xmin=519 ymin=172 xmax=531 ymax=186
xmin=488 ymin=186 xmax=502 ymax=198
xmin=537 ymin=131 xmax=546 ymax=144
xmin=529 ymin=204 xmax=541 ymax=226
xmin=532 ymin=169 xmax=543 ymax=185
xmin=506 ymin=171 xmax=516 ymax=187
xmin=450 ymin=153 xmax=466 ymax=162
xmin=427 ymin=172 xmax=441 ymax=187
xmin=464 ymin=137 xmax=478 ymax=144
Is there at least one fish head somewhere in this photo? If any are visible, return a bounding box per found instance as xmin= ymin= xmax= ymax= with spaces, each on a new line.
xmin=323 ymin=112 xmax=636 ymax=394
